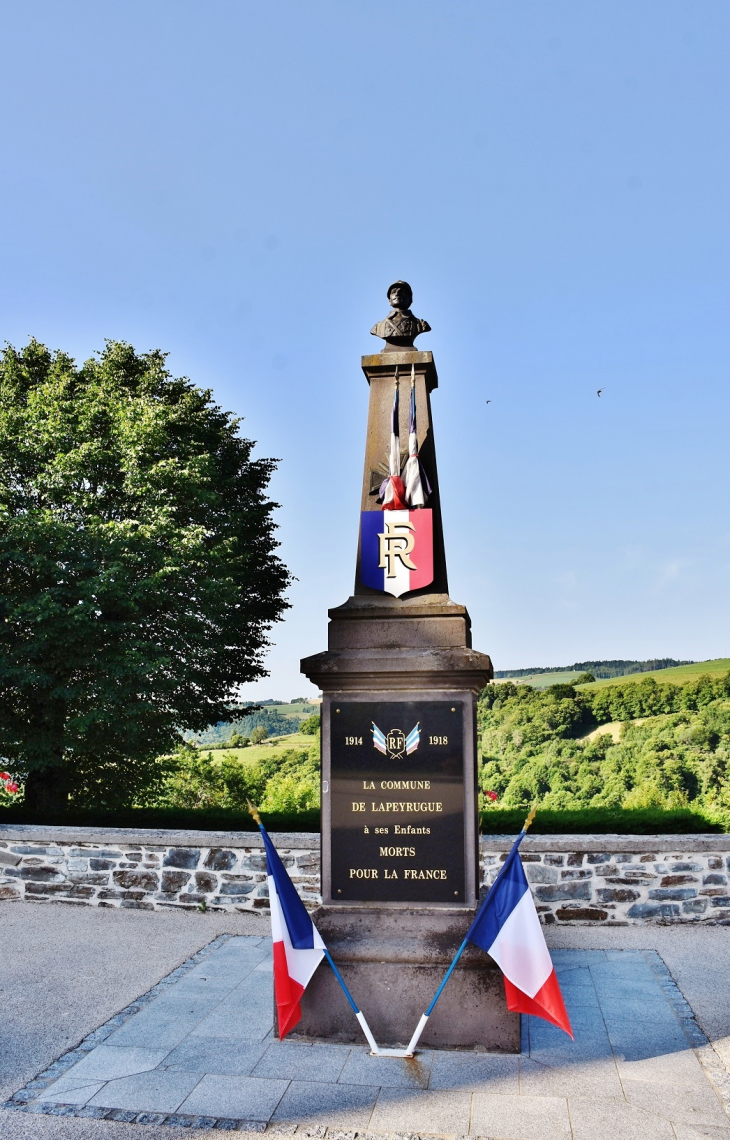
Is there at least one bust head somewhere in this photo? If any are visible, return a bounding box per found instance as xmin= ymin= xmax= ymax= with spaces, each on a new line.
xmin=387 ymin=280 xmax=413 ymax=312
xmin=371 ymin=281 xmax=430 ymax=349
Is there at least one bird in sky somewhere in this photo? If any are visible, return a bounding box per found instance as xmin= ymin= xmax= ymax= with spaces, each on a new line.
xmin=485 ymin=399 xmax=492 ymax=404
xmin=597 ymin=388 xmax=603 ymax=397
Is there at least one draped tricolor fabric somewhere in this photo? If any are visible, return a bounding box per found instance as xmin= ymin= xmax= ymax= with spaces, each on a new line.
xmin=467 ymin=839 xmax=572 ymax=1036
xmin=403 ymin=376 xmax=431 ymax=508
xmin=261 ymin=826 xmax=325 ymax=1039
xmin=378 ymin=380 xmax=408 ymax=510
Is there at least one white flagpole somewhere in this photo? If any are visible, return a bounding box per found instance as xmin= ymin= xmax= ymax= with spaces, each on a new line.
xmin=399 ymin=807 xmax=539 ymax=1057
xmin=247 ymin=800 xmax=385 ymax=1055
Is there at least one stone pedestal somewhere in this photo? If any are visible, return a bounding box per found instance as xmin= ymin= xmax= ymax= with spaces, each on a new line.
xmin=299 ymin=342 xmax=506 ymax=1050
xmin=293 ymin=907 xmax=519 ymax=1051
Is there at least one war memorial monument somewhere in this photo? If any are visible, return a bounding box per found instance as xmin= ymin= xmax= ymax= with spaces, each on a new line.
xmin=300 ymin=282 xmax=518 ymax=1050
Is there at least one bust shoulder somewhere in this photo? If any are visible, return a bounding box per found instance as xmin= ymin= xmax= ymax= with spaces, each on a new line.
xmin=370 ymin=282 xmax=431 ymax=348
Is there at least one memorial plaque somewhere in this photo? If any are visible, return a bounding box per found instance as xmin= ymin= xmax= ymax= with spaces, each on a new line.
xmin=329 ymin=700 xmax=465 ymax=903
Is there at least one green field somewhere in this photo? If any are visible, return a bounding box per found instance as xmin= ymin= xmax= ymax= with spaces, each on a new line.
xmin=578 ymin=659 xmax=730 ymax=690
xmin=204 ymin=732 xmax=315 ymax=765
xmin=256 ymin=703 xmax=319 ymax=716
xmin=493 ymin=659 xmax=730 ymax=691
xmin=494 ymin=670 xmax=586 ymax=690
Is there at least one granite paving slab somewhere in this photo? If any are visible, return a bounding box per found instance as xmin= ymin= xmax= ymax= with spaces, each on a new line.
xmin=428 ymin=1050 xmax=520 ymax=1093
xmin=161 ymin=1035 xmax=269 ymax=1075
xmin=568 ymin=1094 xmax=677 ymax=1140
xmin=35 ymin=1077 xmax=106 ymax=1105
xmin=177 ymin=1073 xmax=288 ymax=1119
xmin=87 ymin=1069 xmax=201 ymax=1113
xmin=270 ymin=1080 xmax=379 ymax=1127
xmin=252 ymin=1041 xmax=352 ymax=1083
xmin=5 ymin=934 xmax=730 ymax=1138
xmin=337 ymin=1048 xmax=433 ymax=1089
xmin=470 ymin=1091 xmax=572 ymax=1139
xmin=368 ymin=1086 xmax=472 ymax=1133
xmin=672 ymin=1125 xmax=730 ymax=1140
xmin=40 ymin=1045 xmax=171 ymax=1083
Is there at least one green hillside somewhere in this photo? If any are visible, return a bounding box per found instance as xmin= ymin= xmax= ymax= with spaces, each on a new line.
xmin=495 ymin=670 xmax=586 ymax=690
xmin=190 ymin=703 xmax=320 ymax=746
xmin=494 ymin=658 xmax=730 ymax=691
xmin=205 ymin=732 xmax=315 ymax=764
xmin=579 ymin=659 xmax=730 ymax=690
xmin=479 ymin=670 xmax=730 ymax=825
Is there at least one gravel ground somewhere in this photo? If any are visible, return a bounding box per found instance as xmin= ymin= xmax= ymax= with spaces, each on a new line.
xmin=1 ymin=901 xmax=728 ymax=1139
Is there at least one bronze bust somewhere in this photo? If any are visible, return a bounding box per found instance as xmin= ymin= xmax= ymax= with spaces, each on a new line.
xmin=370 ymin=280 xmax=431 ymax=350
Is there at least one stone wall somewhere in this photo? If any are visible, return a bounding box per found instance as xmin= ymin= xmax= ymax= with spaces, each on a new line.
xmin=480 ymin=835 xmax=730 ymax=925
xmin=0 ymin=826 xmax=318 ymax=914
xmin=1 ymin=825 xmax=729 ymax=923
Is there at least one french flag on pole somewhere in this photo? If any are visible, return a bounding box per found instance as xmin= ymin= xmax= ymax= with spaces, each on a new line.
xmin=260 ymin=826 xmax=325 ymax=1039
xmin=467 ymin=839 xmax=572 ymax=1036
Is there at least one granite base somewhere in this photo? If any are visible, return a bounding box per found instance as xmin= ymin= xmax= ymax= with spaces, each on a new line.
xmin=292 ymin=906 xmax=519 ymax=1052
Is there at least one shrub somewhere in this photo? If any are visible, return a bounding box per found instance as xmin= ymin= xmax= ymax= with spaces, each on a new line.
xmin=155 ymin=743 xmax=319 ymax=813
xmin=299 ymin=713 xmax=320 ymax=736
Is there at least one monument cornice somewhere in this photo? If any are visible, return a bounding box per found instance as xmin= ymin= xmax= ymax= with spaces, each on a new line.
xmin=361 ymin=349 xmax=438 ymax=392
xmin=300 ymin=646 xmax=493 ymax=694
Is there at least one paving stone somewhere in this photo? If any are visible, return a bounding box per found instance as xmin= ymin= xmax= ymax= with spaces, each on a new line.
xmin=164 ymin=1037 xmax=269 ymax=1076
xmin=671 ymin=1125 xmax=730 ymax=1139
xmin=271 ymin=1082 xmax=379 ymax=1128
xmin=88 ymin=1069 xmax=201 ymax=1113
xmin=336 ymin=1048 xmax=431 ymax=1089
xmin=616 ymin=1049 xmax=712 ymax=1089
xmin=42 ymin=1044 xmax=171 ymax=1083
xmin=573 ymin=1098 xmax=675 ymax=1139
xmin=429 ymin=1050 xmax=518 ymax=1093
xmin=178 ymin=1075 xmax=289 ymax=1121
xmin=520 ymin=1056 xmax=623 ymax=1098
xmin=369 ymin=1086 xmax=471 ymax=1134
xmin=253 ymin=1042 xmax=351 ymax=1083
xmin=103 ymin=1009 xmax=206 ymax=1049
xmin=471 ymin=1092 xmax=571 ymax=1139
xmin=192 ymin=973 xmax=274 ymax=1039
xmin=36 ymin=1078 xmax=106 ymax=1105
xmin=623 ymin=1078 xmax=730 ymax=1128
xmin=9 ymin=931 xmax=728 ymax=1139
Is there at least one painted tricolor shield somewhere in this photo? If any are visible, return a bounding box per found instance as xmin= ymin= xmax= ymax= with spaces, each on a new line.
xmin=360 ymin=509 xmax=434 ymax=598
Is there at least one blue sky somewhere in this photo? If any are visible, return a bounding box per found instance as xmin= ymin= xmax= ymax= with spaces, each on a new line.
xmin=1 ymin=2 xmax=729 ymax=698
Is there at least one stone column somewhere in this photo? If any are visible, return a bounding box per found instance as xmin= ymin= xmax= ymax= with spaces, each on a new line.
xmin=299 ymin=342 xmax=515 ymax=1051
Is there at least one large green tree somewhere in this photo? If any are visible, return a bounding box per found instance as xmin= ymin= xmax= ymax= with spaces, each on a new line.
xmin=0 ymin=340 xmax=291 ymax=810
